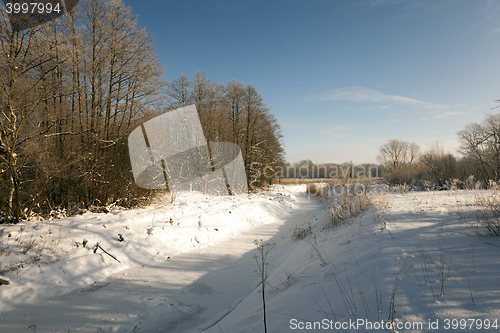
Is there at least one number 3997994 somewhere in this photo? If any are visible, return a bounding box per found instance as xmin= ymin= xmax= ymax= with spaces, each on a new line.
xmin=5 ymin=2 xmax=62 ymax=14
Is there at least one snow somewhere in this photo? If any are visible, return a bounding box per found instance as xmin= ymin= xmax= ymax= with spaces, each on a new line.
xmin=0 ymin=186 xmax=499 ymax=332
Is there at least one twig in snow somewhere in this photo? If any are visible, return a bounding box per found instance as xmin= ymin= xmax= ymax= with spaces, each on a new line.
xmin=372 ymin=268 xmax=383 ymax=321
xmin=467 ymin=276 xmax=475 ymax=305
xmin=471 ymin=240 xmax=476 ymax=270
xmin=94 ymin=242 xmax=121 ymax=263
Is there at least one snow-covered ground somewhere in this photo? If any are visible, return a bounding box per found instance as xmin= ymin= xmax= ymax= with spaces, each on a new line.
xmin=0 ymin=186 xmax=499 ymax=332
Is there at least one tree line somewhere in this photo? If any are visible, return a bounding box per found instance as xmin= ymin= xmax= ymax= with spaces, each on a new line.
xmin=0 ymin=0 xmax=284 ymax=223
xmin=274 ymin=111 xmax=500 ymax=191
xmin=377 ymin=111 xmax=500 ymax=188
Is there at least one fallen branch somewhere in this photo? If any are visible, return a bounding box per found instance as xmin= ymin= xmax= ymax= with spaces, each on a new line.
xmin=94 ymin=242 xmax=121 ymax=263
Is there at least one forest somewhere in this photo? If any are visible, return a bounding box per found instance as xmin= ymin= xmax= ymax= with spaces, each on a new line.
xmin=0 ymin=0 xmax=284 ymax=222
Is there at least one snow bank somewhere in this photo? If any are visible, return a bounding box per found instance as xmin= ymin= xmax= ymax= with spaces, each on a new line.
xmin=209 ymin=189 xmax=500 ymax=333
xmin=0 ymin=186 xmax=297 ymax=311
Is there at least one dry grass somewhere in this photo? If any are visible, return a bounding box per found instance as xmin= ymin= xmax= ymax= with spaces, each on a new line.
xmin=306 ymin=183 xmax=327 ymax=198
xmin=278 ymin=270 xmax=295 ymax=288
xmin=303 ymin=182 xmax=373 ymax=232
xmin=0 ymin=225 xmax=73 ymax=274
xmin=292 ymin=218 xmax=313 ymax=240
xmin=472 ymin=190 xmax=500 ymax=236
xmin=21 ymin=232 xmax=39 ymax=255
xmin=149 ymin=190 xmax=174 ymax=205
xmin=16 ymin=227 xmax=72 ymax=256
xmin=326 ymin=185 xmax=371 ymax=229
xmin=0 ymin=231 xmax=11 ymax=271
xmin=370 ymin=188 xmax=393 ymax=210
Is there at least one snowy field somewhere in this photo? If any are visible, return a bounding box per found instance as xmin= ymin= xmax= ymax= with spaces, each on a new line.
xmin=0 ymin=185 xmax=499 ymax=332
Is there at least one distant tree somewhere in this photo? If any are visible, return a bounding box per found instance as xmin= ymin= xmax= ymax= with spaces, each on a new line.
xmin=377 ymin=139 xmax=420 ymax=183
xmin=458 ymin=113 xmax=500 ymax=181
xmin=377 ymin=139 xmax=418 ymax=170
xmin=420 ymin=143 xmax=457 ymax=187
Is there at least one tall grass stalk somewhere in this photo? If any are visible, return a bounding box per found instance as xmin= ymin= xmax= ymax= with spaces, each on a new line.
xmin=253 ymin=239 xmax=276 ymax=333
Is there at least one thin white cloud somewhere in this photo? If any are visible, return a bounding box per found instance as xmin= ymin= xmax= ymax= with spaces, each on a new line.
xmin=310 ymin=86 xmax=448 ymax=110
xmin=421 ymin=111 xmax=467 ymax=121
xmin=323 ymin=125 xmax=350 ymax=138
xmin=487 ymin=0 xmax=500 ymax=10
xmin=494 ymin=27 xmax=500 ymax=33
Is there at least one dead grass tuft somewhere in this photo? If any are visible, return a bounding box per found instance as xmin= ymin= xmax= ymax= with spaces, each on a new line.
xmin=472 ymin=190 xmax=500 ymax=236
xmin=327 ymin=186 xmax=371 ymax=229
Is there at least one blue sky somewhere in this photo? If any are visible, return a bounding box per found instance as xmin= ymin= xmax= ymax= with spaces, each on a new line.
xmin=121 ymin=0 xmax=500 ymax=164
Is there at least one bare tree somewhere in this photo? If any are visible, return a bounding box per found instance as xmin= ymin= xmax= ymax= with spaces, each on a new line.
xmin=458 ymin=113 xmax=500 ymax=181
xmin=167 ymin=74 xmax=191 ymax=108
xmin=420 ymin=143 xmax=456 ymax=187
xmin=165 ymin=74 xmax=285 ymax=189
xmin=0 ymin=0 xmax=287 ymax=220
xmin=73 ymin=0 xmax=165 ymax=206
xmin=226 ymin=79 xmax=246 ymax=146
xmin=242 ymin=84 xmax=264 ymax=170
xmin=377 ymin=139 xmax=417 ymax=170
xmin=0 ymin=6 xmax=62 ymax=222
xmin=377 ymin=139 xmax=420 ymax=184
xmin=0 ymin=0 xmax=166 ymax=221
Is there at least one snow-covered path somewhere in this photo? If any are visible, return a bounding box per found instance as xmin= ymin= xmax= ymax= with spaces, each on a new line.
xmin=0 ymin=189 xmax=324 ymax=332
